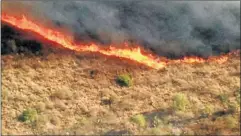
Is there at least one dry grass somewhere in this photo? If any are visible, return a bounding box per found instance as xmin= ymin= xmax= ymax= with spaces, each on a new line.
xmin=1 ymin=51 xmax=240 ymax=135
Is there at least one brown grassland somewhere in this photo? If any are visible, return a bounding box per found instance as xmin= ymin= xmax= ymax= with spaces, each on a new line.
xmin=1 ymin=49 xmax=240 ymax=135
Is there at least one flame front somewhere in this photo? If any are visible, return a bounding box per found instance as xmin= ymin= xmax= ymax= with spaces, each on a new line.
xmin=1 ymin=13 xmax=235 ymax=69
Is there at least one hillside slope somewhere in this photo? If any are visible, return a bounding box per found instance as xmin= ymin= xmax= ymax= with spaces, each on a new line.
xmin=1 ymin=50 xmax=240 ymax=135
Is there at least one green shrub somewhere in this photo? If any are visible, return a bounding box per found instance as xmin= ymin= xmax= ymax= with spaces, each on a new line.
xmin=203 ymin=104 xmax=214 ymax=115
xmin=225 ymin=116 xmax=237 ymax=129
xmin=228 ymin=102 xmax=239 ymax=113
xmin=116 ymin=74 xmax=132 ymax=87
xmin=131 ymin=114 xmax=146 ymax=127
xmin=173 ymin=93 xmax=189 ymax=111
xmin=18 ymin=109 xmax=38 ymax=123
xmin=218 ymin=93 xmax=229 ymax=104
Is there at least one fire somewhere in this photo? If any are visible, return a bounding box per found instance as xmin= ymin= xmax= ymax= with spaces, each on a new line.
xmin=1 ymin=13 xmax=237 ymax=69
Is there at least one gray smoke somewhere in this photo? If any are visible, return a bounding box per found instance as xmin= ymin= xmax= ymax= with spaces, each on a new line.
xmin=2 ymin=1 xmax=240 ymax=58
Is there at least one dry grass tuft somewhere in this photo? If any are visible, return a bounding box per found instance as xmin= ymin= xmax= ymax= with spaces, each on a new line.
xmin=51 ymin=87 xmax=73 ymax=100
xmin=35 ymin=102 xmax=46 ymax=112
xmin=50 ymin=116 xmax=60 ymax=126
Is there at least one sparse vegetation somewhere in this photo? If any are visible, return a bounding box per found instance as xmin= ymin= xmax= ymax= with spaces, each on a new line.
xmin=18 ymin=109 xmax=38 ymax=123
xmin=153 ymin=116 xmax=164 ymax=127
xmin=116 ymin=74 xmax=132 ymax=87
xmin=131 ymin=114 xmax=146 ymax=127
xmin=77 ymin=117 xmax=89 ymax=125
xmin=173 ymin=93 xmax=189 ymax=111
xmin=1 ymin=3 xmax=241 ymax=135
xmin=228 ymin=102 xmax=239 ymax=113
xmin=218 ymin=93 xmax=229 ymax=104
xmin=1 ymin=48 xmax=240 ymax=135
xmin=225 ymin=116 xmax=238 ymax=129
xmin=202 ymin=104 xmax=214 ymax=115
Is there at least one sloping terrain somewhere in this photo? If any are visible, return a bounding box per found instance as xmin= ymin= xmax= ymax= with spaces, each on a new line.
xmin=1 ymin=1 xmax=240 ymax=135
xmin=1 ymin=47 xmax=240 ymax=135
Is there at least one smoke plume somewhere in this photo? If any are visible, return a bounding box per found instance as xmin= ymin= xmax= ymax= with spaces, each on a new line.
xmin=2 ymin=1 xmax=240 ymax=58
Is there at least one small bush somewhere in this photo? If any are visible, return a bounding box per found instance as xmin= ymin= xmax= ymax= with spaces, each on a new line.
xmin=228 ymin=102 xmax=239 ymax=113
xmin=131 ymin=114 xmax=146 ymax=127
xmin=225 ymin=116 xmax=237 ymax=129
xmin=116 ymin=74 xmax=132 ymax=87
xmin=153 ymin=116 xmax=164 ymax=127
xmin=18 ymin=109 xmax=38 ymax=123
xmin=218 ymin=93 xmax=229 ymax=104
xmin=203 ymin=104 xmax=214 ymax=115
xmin=173 ymin=93 xmax=189 ymax=111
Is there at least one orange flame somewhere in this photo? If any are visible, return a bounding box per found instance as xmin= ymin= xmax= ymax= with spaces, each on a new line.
xmin=1 ymin=13 xmax=237 ymax=69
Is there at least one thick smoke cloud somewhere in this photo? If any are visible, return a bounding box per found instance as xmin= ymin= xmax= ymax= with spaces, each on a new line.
xmin=2 ymin=1 xmax=240 ymax=58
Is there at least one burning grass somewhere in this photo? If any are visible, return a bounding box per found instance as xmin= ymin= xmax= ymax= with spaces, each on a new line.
xmin=2 ymin=13 xmax=239 ymax=71
xmin=2 ymin=2 xmax=238 ymax=134
xmin=1 ymin=13 xmax=240 ymax=135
